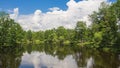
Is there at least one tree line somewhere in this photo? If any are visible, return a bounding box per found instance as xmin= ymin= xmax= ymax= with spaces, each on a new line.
xmin=0 ymin=0 xmax=120 ymax=51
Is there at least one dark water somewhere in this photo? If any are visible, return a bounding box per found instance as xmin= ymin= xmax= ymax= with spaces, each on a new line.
xmin=0 ymin=45 xmax=120 ymax=68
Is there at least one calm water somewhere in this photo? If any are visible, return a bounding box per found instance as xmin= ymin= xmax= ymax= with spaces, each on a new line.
xmin=0 ymin=45 xmax=120 ymax=68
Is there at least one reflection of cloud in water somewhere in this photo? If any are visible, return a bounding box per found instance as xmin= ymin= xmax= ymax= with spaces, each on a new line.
xmin=20 ymin=51 xmax=77 ymax=68
xmin=86 ymin=57 xmax=94 ymax=68
xmin=119 ymin=55 xmax=120 ymax=60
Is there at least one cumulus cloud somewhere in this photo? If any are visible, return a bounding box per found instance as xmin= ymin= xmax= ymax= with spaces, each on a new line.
xmin=10 ymin=0 xmax=108 ymax=31
xmin=10 ymin=8 xmax=19 ymax=19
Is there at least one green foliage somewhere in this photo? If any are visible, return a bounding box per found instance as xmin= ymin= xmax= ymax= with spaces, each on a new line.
xmin=94 ymin=32 xmax=103 ymax=43
xmin=0 ymin=0 xmax=120 ymax=51
xmin=0 ymin=14 xmax=24 ymax=46
xmin=75 ymin=21 xmax=87 ymax=41
xmin=63 ymin=40 xmax=70 ymax=45
xmin=89 ymin=1 xmax=120 ymax=49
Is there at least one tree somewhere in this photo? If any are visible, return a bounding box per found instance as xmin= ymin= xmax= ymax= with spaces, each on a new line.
xmin=90 ymin=2 xmax=118 ymax=47
xmin=75 ymin=21 xmax=87 ymax=42
xmin=26 ymin=30 xmax=33 ymax=44
xmin=56 ymin=26 xmax=67 ymax=38
xmin=0 ymin=12 xmax=24 ymax=46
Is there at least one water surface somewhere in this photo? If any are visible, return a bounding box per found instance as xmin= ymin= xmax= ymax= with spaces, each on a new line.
xmin=0 ymin=45 xmax=120 ymax=68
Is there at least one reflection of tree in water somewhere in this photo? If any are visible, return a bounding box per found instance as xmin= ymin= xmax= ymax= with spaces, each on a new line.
xmin=73 ymin=48 xmax=93 ymax=67
xmin=16 ymin=44 xmax=120 ymax=68
xmin=93 ymin=51 xmax=120 ymax=68
xmin=54 ymin=46 xmax=73 ymax=60
xmin=0 ymin=45 xmax=24 ymax=68
xmin=0 ymin=43 xmax=119 ymax=68
xmin=28 ymin=44 xmax=75 ymax=60
xmin=73 ymin=48 xmax=120 ymax=68
xmin=24 ymin=44 xmax=33 ymax=54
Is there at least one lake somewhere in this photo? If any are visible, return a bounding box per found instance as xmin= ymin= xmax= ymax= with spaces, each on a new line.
xmin=0 ymin=45 xmax=120 ymax=68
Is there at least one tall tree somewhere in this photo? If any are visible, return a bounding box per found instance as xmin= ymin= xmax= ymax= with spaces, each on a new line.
xmin=90 ymin=2 xmax=118 ymax=47
xmin=0 ymin=12 xmax=24 ymax=46
xmin=75 ymin=21 xmax=87 ymax=42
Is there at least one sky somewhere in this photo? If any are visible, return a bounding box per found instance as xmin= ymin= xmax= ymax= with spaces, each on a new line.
xmin=0 ymin=0 xmax=115 ymax=14
xmin=0 ymin=0 xmax=116 ymax=31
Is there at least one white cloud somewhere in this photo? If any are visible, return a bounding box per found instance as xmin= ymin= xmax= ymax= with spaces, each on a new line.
xmin=49 ymin=7 xmax=60 ymax=11
xmin=10 ymin=8 xmax=19 ymax=19
xmin=10 ymin=0 xmax=108 ymax=31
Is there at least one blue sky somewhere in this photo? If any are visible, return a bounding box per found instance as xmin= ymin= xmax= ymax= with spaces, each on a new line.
xmin=0 ymin=0 xmax=116 ymax=14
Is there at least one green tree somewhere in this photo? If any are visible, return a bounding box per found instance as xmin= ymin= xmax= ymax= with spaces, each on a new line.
xmin=26 ymin=30 xmax=33 ymax=44
xmin=0 ymin=12 xmax=24 ymax=46
xmin=75 ymin=21 xmax=87 ymax=42
xmin=90 ymin=2 xmax=118 ymax=47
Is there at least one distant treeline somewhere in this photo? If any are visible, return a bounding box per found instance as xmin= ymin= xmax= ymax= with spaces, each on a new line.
xmin=0 ymin=1 xmax=120 ymax=51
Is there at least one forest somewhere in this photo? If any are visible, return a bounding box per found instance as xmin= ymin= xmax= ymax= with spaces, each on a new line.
xmin=0 ymin=0 xmax=120 ymax=52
